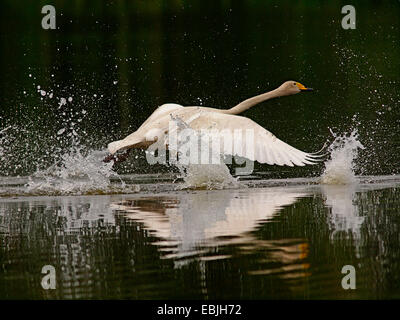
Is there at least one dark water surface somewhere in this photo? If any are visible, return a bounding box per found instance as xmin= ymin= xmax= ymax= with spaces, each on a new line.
xmin=0 ymin=1 xmax=399 ymax=300
xmin=1 ymin=175 xmax=400 ymax=299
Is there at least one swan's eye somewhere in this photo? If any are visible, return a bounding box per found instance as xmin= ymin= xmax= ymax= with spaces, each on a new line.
xmin=293 ymin=82 xmax=296 ymax=86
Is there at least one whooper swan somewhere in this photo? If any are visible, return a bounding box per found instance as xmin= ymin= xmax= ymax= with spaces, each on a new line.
xmin=104 ymin=81 xmax=322 ymax=167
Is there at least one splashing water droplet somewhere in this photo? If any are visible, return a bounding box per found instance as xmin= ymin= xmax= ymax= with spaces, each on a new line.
xmin=59 ymin=97 xmax=67 ymax=108
xmin=25 ymin=147 xmax=137 ymax=195
xmin=321 ymin=130 xmax=365 ymax=185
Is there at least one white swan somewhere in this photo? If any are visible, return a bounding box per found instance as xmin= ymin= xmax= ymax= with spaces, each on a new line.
xmin=105 ymin=81 xmax=321 ymax=166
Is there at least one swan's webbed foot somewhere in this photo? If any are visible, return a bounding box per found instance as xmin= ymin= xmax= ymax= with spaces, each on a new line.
xmin=103 ymin=149 xmax=132 ymax=164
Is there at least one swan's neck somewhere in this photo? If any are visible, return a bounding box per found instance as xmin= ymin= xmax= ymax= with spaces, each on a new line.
xmin=223 ymin=88 xmax=282 ymax=115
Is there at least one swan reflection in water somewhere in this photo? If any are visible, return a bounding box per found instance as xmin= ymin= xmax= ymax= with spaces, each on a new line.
xmin=110 ymin=187 xmax=312 ymax=276
xmin=322 ymin=184 xmax=364 ymax=239
xmin=0 ymin=179 xmax=386 ymax=279
xmin=110 ymin=179 xmax=392 ymax=270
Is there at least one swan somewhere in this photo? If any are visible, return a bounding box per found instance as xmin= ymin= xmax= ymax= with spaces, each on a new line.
xmin=104 ymin=81 xmax=322 ymax=167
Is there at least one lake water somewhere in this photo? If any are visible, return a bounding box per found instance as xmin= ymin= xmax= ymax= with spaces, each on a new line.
xmin=1 ymin=173 xmax=400 ymax=299
xmin=0 ymin=1 xmax=399 ymax=300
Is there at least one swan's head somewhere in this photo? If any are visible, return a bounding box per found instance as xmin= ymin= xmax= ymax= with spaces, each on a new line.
xmin=278 ymin=81 xmax=313 ymax=96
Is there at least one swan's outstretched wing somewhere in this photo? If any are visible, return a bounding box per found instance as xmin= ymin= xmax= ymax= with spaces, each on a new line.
xmin=187 ymin=112 xmax=321 ymax=166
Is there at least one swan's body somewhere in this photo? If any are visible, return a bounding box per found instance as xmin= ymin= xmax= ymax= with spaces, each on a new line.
xmin=106 ymin=81 xmax=321 ymax=166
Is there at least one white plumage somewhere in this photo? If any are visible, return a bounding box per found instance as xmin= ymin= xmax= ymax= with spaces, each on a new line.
xmin=106 ymin=80 xmax=322 ymax=167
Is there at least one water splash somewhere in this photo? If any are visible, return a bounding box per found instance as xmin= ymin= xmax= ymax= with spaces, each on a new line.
xmin=177 ymin=163 xmax=239 ymax=190
xmin=0 ymin=126 xmax=11 ymax=159
xmin=166 ymin=115 xmax=239 ymax=190
xmin=0 ymin=122 xmax=140 ymax=195
xmin=25 ymin=147 xmax=139 ymax=196
xmin=0 ymin=82 xmax=144 ymax=195
xmin=321 ymin=129 xmax=364 ymax=185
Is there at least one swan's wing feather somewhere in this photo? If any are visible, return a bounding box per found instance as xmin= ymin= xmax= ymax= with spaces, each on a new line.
xmin=139 ymin=103 xmax=183 ymax=130
xmin=187 ymin=112 xmax=320 ymax=166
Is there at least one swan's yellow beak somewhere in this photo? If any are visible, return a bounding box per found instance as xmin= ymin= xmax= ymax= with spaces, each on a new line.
xmin=296 ymin=82 xmax=313 ymax=91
